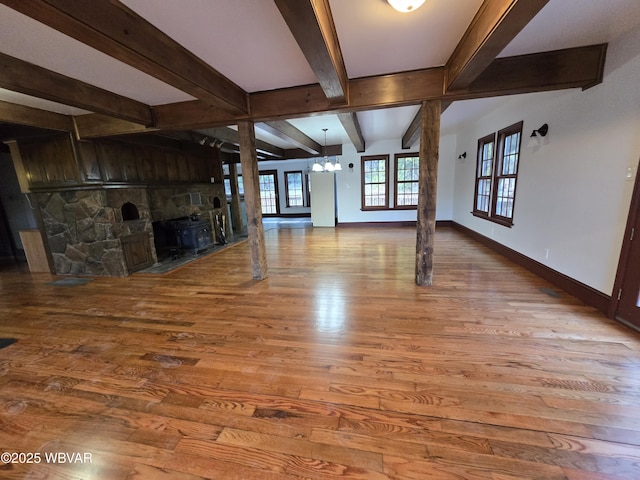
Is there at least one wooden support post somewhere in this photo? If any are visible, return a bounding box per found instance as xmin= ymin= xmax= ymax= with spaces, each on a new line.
xmin=228 ymin=161 xmax=244 ymax=233
xmin=415 ymin=100 xmax=441 ymax=286
xmin=238 ymin=121 xmax=268 ymax=280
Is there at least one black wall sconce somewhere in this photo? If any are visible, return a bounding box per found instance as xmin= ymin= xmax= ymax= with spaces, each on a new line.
xmin=348 ymin=162 xmax=354 ymax=171
xmin=530 ymin=123 xmax=549 ymax=138
xmin=458 ymin=152 xmax=466 ymax=160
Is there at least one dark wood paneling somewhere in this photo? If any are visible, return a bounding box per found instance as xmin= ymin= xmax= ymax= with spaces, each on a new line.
xmin=75 ymin=140 xmax=102 ymax=182
xmin=96 ymin=142 xmax=124 ymax=182
xmin=19 ymin=134 xmax=79 ymax=187
xmin=121 ymin=233 xmax=153 ymax=273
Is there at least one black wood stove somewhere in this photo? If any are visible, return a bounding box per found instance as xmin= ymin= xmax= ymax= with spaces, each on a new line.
xmin=153 ymin=216 xmax=212 ymax=258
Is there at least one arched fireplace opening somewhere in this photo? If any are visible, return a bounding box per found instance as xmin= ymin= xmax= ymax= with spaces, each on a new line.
xmin=121 ymin=202 xmax=139 ymax=221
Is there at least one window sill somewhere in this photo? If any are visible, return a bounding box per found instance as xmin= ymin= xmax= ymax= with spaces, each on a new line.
xmin=361 ymin=206 xmax=417 ymax=212
xmin=472 ymin=211 xmax=513 ymax=228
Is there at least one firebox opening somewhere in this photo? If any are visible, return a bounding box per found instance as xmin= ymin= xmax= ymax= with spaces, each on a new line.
xmin=213 ymin=196 xmax=221 ymax=209
xmin=122 ymin=202 xmax=139 ymax=221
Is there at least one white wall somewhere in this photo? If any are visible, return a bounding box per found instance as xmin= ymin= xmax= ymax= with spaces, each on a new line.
xmin=336 ymin=135 xmax=456 ymax=224
xmin=452 ymin=25 xmax=640 ymax=295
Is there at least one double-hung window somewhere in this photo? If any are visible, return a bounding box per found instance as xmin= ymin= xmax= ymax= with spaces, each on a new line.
xmin=361 ymin=155 xmax=389 ymax=210
xmin=284 ymin=171 xmax=304 ymax=207
xmin=394 ymin=153 xmax=419 ymax=208
xmin=473 ymin=121 xmax=523 ymax=227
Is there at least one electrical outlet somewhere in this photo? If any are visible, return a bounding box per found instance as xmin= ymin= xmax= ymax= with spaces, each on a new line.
xmin=626 ymin=167 xmax=636 ymax=181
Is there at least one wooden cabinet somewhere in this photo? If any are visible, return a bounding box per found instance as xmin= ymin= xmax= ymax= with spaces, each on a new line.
xmin=121 ymin=233 xmax=154 ymax=273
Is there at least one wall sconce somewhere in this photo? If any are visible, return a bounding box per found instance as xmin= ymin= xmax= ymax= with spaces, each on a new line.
xmin=348 ymin=162 xmax=354 ymax=171
xmin=530 ymin=123 xmax=549 ymax=138
xmin=458 ymin=152 xmax=466 ymax=160
xmin=527 ymin=123 xmax=549 ymax=148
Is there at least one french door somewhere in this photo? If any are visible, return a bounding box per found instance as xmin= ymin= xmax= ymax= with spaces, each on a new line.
xmin=613 ymin=163 xmax=640 ymax=328
xmin=259 ymin=170 xmax=280 ymax=216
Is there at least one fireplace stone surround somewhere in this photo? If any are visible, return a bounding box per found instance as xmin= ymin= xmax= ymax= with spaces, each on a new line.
xmin=35 ymin=184 xmax=226 ymax=276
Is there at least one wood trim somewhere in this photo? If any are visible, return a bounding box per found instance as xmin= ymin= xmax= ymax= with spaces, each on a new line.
xmin=446 ymin=0 xmax=549 ymax=91
xmin=3 ymin=0 xmax=247 ymax=114
xmin=0 ymin=52 xmax=153 ymax=125
xmin=337 ymin=221 xmax=453 ymax=228
xmin=394 ymin=152 xmax=420 ymax=209
xmin=361 ymin=154 xmax=390 ymax=211
xmin=609 ymin=158 xmax=640 ymax=319
xmin=452 ymin=222 xmax=611 ymax=314
xmin=267 ymin=213 xmax=312 ymax=218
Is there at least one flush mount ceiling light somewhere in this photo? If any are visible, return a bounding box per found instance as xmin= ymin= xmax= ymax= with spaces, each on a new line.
xmin=387 ymin=0 xmax=426 ymax=13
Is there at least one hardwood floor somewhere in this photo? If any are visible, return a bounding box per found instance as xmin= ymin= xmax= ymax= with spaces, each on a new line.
xmin=0 ymin=226 xmax=639 ymax=479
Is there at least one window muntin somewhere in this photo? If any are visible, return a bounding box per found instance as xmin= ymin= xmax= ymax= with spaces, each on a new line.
xmin=394 ymin=154 xmax=419 ymax=208
xmin=284 ymin=171 xmax=304 ymax=208
xmin=362 ymin=155 xmax=389 ymax=210
xmin=473 ymin=122 xmax=523 ymax=227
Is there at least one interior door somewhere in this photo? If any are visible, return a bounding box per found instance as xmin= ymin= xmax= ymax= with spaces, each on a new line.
xmin=617 ymin=207 xmax=640 ymax=327
xmin=259 ymin=170 xmax=280 ymax=216
xmin=614 ymin=165 xmax=640 ymax=328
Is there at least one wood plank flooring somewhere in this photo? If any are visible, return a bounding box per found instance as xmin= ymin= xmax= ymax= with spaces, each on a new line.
xmin=1 ymin=226 xmax=639 ymax=479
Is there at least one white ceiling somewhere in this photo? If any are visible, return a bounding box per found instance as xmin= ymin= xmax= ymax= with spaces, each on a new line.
xmin=1 ymin=0 xmax=640 ymax=149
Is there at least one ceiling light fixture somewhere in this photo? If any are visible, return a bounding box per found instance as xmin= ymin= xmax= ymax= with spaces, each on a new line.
xmin=387 ymin=0 xmax=426 ymax=13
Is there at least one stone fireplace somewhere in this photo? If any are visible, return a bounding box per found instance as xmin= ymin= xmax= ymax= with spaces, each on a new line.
xmin=35 ymin=184 xmax=226 ymax=276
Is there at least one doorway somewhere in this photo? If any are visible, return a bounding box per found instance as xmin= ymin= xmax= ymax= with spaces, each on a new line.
xmin=612 ymin=164 xmax=640 ymax=329
xmin=259 ymin=170 xmax=280 ymax=216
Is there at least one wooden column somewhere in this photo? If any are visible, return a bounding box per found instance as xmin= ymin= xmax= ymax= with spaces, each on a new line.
xmin=238 ymin=121 xmax=268 ymax=280
xmin=415 ymin=100 xmax=441 ymax=286
xmin=228 ymin=161 xmax=244 ymax=233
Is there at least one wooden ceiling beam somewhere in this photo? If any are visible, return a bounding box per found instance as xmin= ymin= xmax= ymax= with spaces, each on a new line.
xmin=402 ymin=108 xmax=422 ymax=150
xmin=451 ymin=44 xmax=608 ymax=99
xmin=73 ymin=114 xmax=155 ymax=138
xmin=0 ymin=100 xmax=73 ymax=132
xmin=0 ymin=52 xmax=153 ymax=125
xmin=145 ymin=45 xmax=607 ymax=130
xmin=256 ymin=121 xmax=322 ymax=155
xmin=274 ymin=0 xmax=348 ymax=104
xmin=338 ymin=112 xmax=365 ymax=152
xmin=446 ymin=0 xmax=549 ymax=91
xmin=401 ymin=101 xmax=453 ymax=149
xmin=1 ymin=0 xmax=248 ymax=115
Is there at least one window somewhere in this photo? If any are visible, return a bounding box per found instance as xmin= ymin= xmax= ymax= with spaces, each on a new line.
xmin=259 ymin=171 xmax=279 ymax=215
xmin=394 ymin=153 xmax=419 ymax=208
xmin=474 ymin=134 xmax=495 ymax=215
xmin=361 ymin=155 xmax=389 ymax=210
xmin=224 ymin=175 xmax=244 ymax=198
xmin=473 ymin=121 xmax=523 ymax=227
xmin=284 ymin=171 xmax=304 ymax=207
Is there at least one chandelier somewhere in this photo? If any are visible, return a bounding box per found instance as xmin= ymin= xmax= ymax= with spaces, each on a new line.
xmin=312 ymin=128 xmax=342 ymax=172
